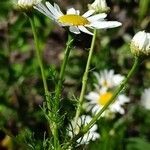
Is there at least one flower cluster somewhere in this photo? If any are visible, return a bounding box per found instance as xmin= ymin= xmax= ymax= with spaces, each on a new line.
xmin=85 ymin=70 xmax=130 ymax=118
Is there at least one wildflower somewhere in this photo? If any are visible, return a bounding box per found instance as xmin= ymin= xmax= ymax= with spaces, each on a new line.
xmin=94 ymin=69 xmax=124 ymax=89
xmin=68 ymin=115 xmax=100 ymax=145
xmin=130 ymin=31 xmax=150 ymax=56
xmin=17 ymin=0 xmax=41 ymax=10
xmin=88 ymin=0 xmax=110 ymax=13
xmin=141 ymin=88 xmax=150 ymax=110
xmin=84 ymin=70 xmax=129 ymax=117
xmin=85 ymin=88 xmax=130 ymax=117
xmin=34 ymin=2 xmax=122 ymax=35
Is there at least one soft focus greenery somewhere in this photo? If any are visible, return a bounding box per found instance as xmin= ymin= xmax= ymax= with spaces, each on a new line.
xmin=0 ymin=0 xmax=150 ymax=149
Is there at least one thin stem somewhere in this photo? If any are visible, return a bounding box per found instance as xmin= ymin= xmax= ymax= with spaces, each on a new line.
xmin=72 ymin=57 xmax=140 ymax=143
xmin=53 ymin=34 xmax=74 ymax=149
xmin=74 ymin=29 xmax=97 ymax=124
xmin=29 ymin=16 xmax=49 ymax=98
xmin=55 ymin=34 xmax=74 ymax=107
xmin=29 ymin=16 xmax=52 ymax=135
xmin=139 ymin=0 xmax=149 ymax=21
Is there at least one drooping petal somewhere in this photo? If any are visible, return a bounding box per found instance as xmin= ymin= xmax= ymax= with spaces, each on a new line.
xmin=69 ymin=26 xmax=80 ymax=34
xmin=89 ymin=21 xmax=122 ymax=29
xmin=78 ymin=26 xmax=93 ymax=35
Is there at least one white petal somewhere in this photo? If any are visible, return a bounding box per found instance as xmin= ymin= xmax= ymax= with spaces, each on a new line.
xmin=118 ymin=94 xmax=130 ymax=105
xmin=78 ymin=26 xmax=93 ymax=35
xmin=34 ymin=3 xmax=55 ymax=19
xmin=45 ymin=2 xmax=62 ymax=18
xmin=54 ymin=3 xmax=64 ymax=16
xmin=87 ymin=13 xmax=107 ymax=22
xmin=92 ymin=105 xmax=101 ymax=114
xmin=141 ymin=88 xmax=150 ymax=110
xmin=113 ymin=74 xmax=124 ymax=86
xmin=91 ymin=132 xmax=100 ymax=140
xmin=89 ymin=21 xmax=122 ymax=29
xmin=90 ymin=124 xmax=98 ymax=132
xmin=80 ymin=115 xmax=92 ymax=124
xmin=83 ymin=102 xmax=93 ymax=112
xmin=69 ymin=26 xmax=80 ymax=34
xmin=85 ymin=92 xmax=99 ymax=103
xmin=99 ymin=87 xmax=107 ymax=94
xmin=67 ymin=8 xmax=79 ymax=15
xmin=82 ymin=10 xmax=95 ymax=18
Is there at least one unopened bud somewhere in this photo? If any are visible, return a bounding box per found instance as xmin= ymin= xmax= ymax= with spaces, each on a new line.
xmin=17 ymin=0 xmax=41 ymax=11
xmin=88 ymin=0 xmax=110 ymax=13
xmin=130 ymin=31 xmax=150 ymax=56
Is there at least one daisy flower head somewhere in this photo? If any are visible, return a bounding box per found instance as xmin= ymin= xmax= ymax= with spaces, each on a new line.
xmin=141 ymin=88 xmax=150 ymax=110
xmin=85 ymin=86 xmax=130 ymax=118
xmin=68 ymin=115 xmax=100 ymax=145
xmin=94 ymin=69 xmax=124 ymax=90
xmin=17 ymin=0 xmax=41 ymax=11
xmin=130 ymin=31 xmax=150 ymax=56
xmin=34 ymin=2 xmax=122 ymax=35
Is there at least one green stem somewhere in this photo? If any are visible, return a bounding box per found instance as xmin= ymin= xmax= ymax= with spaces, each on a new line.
xmin=53 ymin=33 xmax=74 ymax=149
xmin=74 ymin=29 xmax=97 ymax=124
xmin=29 ymin=16 xmax=52 ymax=136
xmin=55 ymin=34 xmax=74 ymax=107
xmin=29 ymin=16 xmax=49 ymax=99
xmin=139 ymin=0 xmax=149 ymax=21
xmin=72 ymin=57 xmax=140 ymax=143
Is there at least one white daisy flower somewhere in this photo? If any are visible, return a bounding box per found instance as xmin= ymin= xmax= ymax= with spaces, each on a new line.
xmin=68 ymin=115 xmax=100 ymax=145
xmin=141 ymin=88 xmax=150 ymax=110
xmin=94 ymin=69 xmax=124 ymax=89
xmin=130 ymin=31 xmax=150 ymax=56
xmin=34 ymin=2 xmax=122 ymax=35
xmin=18 ymin=0 xmax=41 ymax=10
xmin=85 ymin=88 xmax=130 ymax=117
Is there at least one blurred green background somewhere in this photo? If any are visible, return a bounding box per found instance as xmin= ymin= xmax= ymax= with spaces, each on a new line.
xmin=0 ymin=0 xmax=150 ymax=149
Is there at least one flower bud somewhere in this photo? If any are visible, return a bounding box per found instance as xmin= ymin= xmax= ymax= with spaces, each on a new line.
xmin=17 ymin=0 xmax=41 ymax=11
xmin=88 ymin=0 xmax=110 ymax=13
xmin=130 ymin=31 xmax=150 ymax=56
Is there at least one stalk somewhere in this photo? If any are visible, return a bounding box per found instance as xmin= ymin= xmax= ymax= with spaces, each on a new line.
xmin=74 ymin=29 xmax=97 ymax=124
xmin=54 ymin=33 xmax=74 ymax=149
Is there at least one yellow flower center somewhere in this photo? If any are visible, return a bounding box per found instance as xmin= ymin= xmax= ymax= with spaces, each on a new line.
xmin=58 ymin=14 xmax=90 ymax=26
xmin=98 ymin=92 xmax=113 ymax=105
